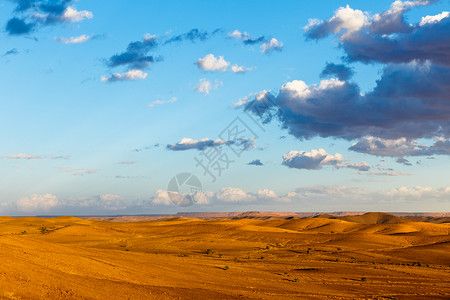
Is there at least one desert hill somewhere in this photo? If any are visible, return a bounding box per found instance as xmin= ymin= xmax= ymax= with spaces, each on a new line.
xmin=0 ymin=214 xmax=448 ymax=299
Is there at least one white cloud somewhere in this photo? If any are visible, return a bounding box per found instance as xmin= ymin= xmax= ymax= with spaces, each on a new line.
xmin=101 ymin=70 xmax=148 ymax=82
xmin=383 ymin=186 xmax=450 ymax=198
xmin=147 ymin=184 xmax=450 ymax=209
xmin=257 ymin=188 xmax=291 ymax=202
xmin=195 ymin=78 xmax=222 ymax=95
xmin=151 ymin=190 xmax=172 ymax=206
xmin=148 ymin=97 xmax=178 ymax=107
xmin=328 ymin=5 xmax=368 ymax=38
xmin=227 ymin=30 xmax=250 ymax=40
xmin=195 ymin=54 xmax=230 ymax=71
xmin=216 ymin=187 xmax=256 ymax=202
xmin=420 ymin=11 xmax=450 ymax=26
xmin=17 ymin=194 xmax=59 ymax=212
xmin=55 ymin=34 xmax=92 ymax=44
xmin=233 ymin=90 xmax=272 ymax=107
xmin=231 ymin=64 xmax=252 ymax=73
xmin=61 ymin=6 xmax=93 ymax=23
xmin=150 ymin=189 xmax=209 ymax=206
xmin=261 ymin=38 xmax=283 ymax=53
xmin=97 ymin=194 xmax=126 ymax=210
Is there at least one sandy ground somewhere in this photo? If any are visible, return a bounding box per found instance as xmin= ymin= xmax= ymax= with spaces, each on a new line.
xmin=0 ymin=212 xmax=448 ymax=299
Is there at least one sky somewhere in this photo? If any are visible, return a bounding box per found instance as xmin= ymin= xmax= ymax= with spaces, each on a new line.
xmin=1 ymin=0 xmax=449 ymax=215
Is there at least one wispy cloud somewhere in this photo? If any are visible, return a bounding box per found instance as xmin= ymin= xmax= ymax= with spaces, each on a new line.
xmin=3 ymin=48 xmax=18 ymax=56
xmin=148 ymin=97 xmax=178 ymax=107
xmin=0 ymin=154 xmax=69 ymax=160
xmin=167 ymin=137 xmax=256 ymax=151
xmin=164 ymin=28 xmax=221 ymax=45
xmin=117 ymin=161 xmax=136 ymax=165
xmin=59 ymin=166 xmax=99 ymax=176
xmin=55 ymin=34 xmax=93 ymax=44
xmin=194 ymin=78 xmax=222 ymax=95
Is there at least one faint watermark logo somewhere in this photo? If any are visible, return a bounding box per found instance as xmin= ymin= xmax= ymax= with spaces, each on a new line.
xmin=167 ymin=172 xmax=203 ymax=207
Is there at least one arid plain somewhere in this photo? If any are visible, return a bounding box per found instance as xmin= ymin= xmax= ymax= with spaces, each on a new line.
xmin=0 ymin=212 xmax=449 ymax=299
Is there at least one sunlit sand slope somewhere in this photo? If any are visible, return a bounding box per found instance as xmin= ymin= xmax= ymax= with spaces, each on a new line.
xmin=0 ymin=214 xmax=449 ymax=299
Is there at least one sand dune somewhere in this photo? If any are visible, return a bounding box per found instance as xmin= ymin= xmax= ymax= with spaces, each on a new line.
xmin=0 ymin=213 xmax=449 ymax=299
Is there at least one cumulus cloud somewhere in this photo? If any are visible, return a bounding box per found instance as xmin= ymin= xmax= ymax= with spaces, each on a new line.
xmin=101 ymin=70 xmax=148 ymax=82
xmin=55 ymin=34 xmax=92 ymax=44
xmin=195 ymin=54 xmax=230 ymax=71
xmin=242 ymin=61 xmax=450 ymax=141
xmin=148 ymin=97 xmax=178 ymax=107
xmin=383 ymin=185 xmax=450 ymax=198
xmin=215 ymin=187 xmax=256 ymax=202
xmin=248 ymin=159 xmax=263 ymax=166
xmin=167 ymin=137 xmax=255 ymax=151
xmin=60 ymin=6 xmax=93 ymax=23
xmin=261 ymin=38 xmax=283 ymax=53
xmin=282 ymin=148 xmax=370 ymax=171
xmin=304 ymin=1 xmax=450 ymax=66
xmin=5 ymin=1 xmax=93 ymax=36
xmin=147 ymin=184 xmax=450 ymax=208
xmin=150 ymin=189 xmax=209 ymax=206
xmin=195 ymin=78 xmax=222 ymax=95
xmin=16 ymin=194 xmax=59 ymax=212
xmin=304 ymin=5 xmax=368 ymax=40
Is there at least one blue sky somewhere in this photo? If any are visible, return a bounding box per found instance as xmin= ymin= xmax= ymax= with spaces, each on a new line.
xmin=1 ymin=0 xmax=449 ymax=215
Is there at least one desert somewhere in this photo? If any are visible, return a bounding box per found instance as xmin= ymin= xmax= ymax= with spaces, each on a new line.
xmin=0 ymin=212 xmax=448 ymax=299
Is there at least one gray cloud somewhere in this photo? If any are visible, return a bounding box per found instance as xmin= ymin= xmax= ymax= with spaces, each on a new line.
xmin=248 ymin=159 xmax=263 ymax=166
xmin=396 ymin=157 xmax=412 ymax=166
xmin=5 ymin=0 xmax=93 ymax=36
xmin=349 ymin=136 xmax=450 ymax=157
xmin=243 ymin=62 xmax=450 ymax=141
xmin=106 ymin=34 xmax=159 ymax=70
xmin=304 ymin=1 xmax=449 ymax=67
xmin=320 ymin=62 xmax=354 ymax=81
xmin=164 ymin=28 xmax=221 ymax=45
